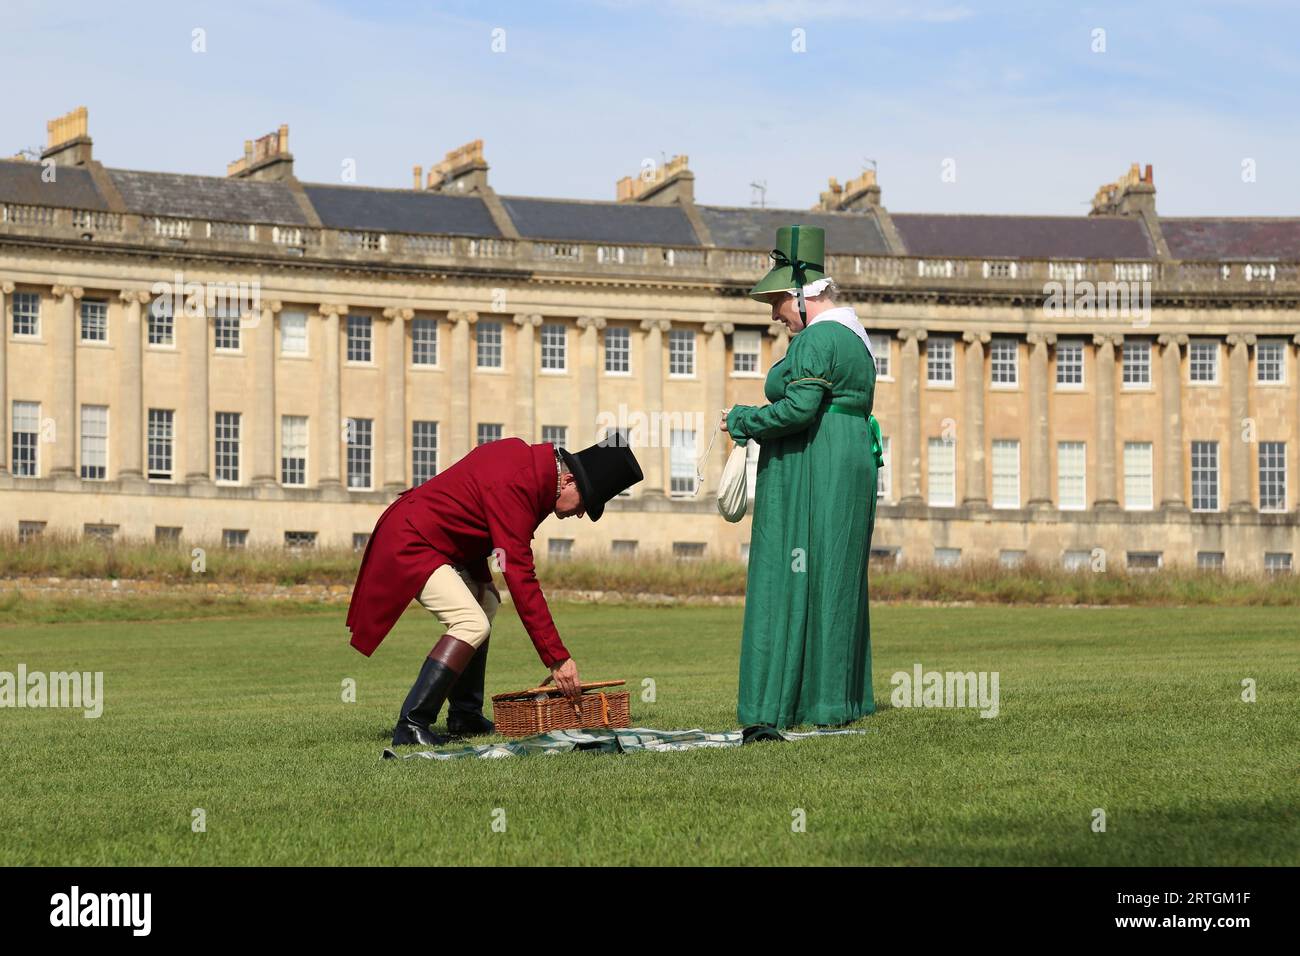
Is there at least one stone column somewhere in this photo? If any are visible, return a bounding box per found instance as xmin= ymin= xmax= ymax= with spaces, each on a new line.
xmin=1157 ymin=333 xmax=1187 ymax=510
xmin=639 ymin=318 xmax=670 ymax=495
xmin=49 ymin=285 xmax=83 ymax=476
xmin=382 ymin=307 xmax=412 ymax=492
xmin=316 ymin=304 xmax=344 ymax=489
xmin=766 ymin=323 xmax=790 ymax=365
xmin=117 ymin=289 xmax=150 ymax=482
xmin=961 ymin=330 xmax=989 ymax=507
xmin=183 ymin=291 xmax=211 ymax=483
xmin=1225 ymin=333 xmax=1255 ymax=512
xmin=576 ymin=316 xmax=605 ymax=446
xmin=447 ymin=310 xmax=477 ymax=463
xmin=513 ymin=313 xmax=541 ymax=442
xmin=0 ymin=281 xmax=10 ymax=474
xmin=1093 ymin=332 xmax=1121 ymax=509
xmin=251 ymin=299 xmax=282 ymax=486
xmin=897 ymin=326 xmax=926 ymax=503
xmin=1026 ymin=331 xmax=1055 ymax=509
xmin=703 ymin=320 xmax=733 ymax=494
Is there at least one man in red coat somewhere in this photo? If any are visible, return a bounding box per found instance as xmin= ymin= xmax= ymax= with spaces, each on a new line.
xmin=347 ymin=436 xmax=643 ymax=746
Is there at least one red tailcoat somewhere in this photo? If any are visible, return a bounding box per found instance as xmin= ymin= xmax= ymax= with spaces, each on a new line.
xmin=346 ymin=439 xmax=570 ymax=667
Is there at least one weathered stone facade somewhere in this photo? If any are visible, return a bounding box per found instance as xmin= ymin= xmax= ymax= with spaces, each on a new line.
xmin=2 ymin=111 xmax=1298 ymax=571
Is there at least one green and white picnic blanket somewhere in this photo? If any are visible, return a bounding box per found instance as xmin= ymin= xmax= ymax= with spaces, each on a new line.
xmin=382 ymin=725 xmax=870 ymax=761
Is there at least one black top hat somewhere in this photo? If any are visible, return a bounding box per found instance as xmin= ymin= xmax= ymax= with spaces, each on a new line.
xmin=556 ymin=436 xmax=643 ymax=522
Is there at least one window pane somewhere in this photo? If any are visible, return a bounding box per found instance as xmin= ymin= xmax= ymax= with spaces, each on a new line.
xmin=990 ymin=338 xmax=1018 ymax=386
xmin=927 ymin=437 xmax=955 ymax=506
xmin=1123 ymin=442 xmax=1153 ymax=510
xmin=733 ymin=330 xmax=761 ymax=374
xmin=80 ymin=299 xmax=108 ymax=342
xmin=147 ymin=408 xmax=174 ymax=480
xmin=411 ymin=318 xmax=438 ymax=365
xmin=541 ymin=323 xmax=567 ymax=370
xmin=1191 ymin=440 xmax=1219 ymax=511
xmin=668 ymin=329 xmax=695 ymax=376
xmin=215 ymin=412 xmax=241 ymax=482
xmin=1122 ymin=340 xmax=1151 ymax=386
xmin=476 ymin=321 xmax=503 ymax=368
xmin=346 ymin=418 xmax=372 ymax=489
xmin=992 ymin=439 xmax=1020 ymax=508
xmin=347 ymin=315 xmax=372 ymax=363
xmin=80 ymin=405 xmax=108 ymax=479
xmin=604 ymin=326 xmax=630 ymax=373
xmin=281 ymin=415 xmax=308 ymax=486
xmin=927 ymin=338 xmax=954 ymax=384
xmin=12 ymin=292 xmax=40 ymax=336
xmin=281 ymin=311 xmax=308 ymax=354
xmin=669 ymin=428 xmax=697 ymax=495
xmin=1057 ymin=441 xmax=1086 ymax=510
xmin=1259 ymin=441 xmax=1286 ymax=511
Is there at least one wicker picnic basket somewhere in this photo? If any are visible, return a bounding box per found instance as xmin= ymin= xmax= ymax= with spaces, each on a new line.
xmin=490 ymin=680 xmax=630 ymax=737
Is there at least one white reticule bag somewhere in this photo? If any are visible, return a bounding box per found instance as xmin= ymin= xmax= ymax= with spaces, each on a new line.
xmin=717 ymin=442 xmax=748 ymax=522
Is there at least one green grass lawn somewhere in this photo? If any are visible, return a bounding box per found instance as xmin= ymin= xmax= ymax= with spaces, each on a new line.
xmin=1 ymin=601 xmax=1295 ymax=866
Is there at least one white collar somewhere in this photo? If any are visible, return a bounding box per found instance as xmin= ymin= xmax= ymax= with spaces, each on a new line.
xmin=806 ymin=306 xmax=875 ymax=359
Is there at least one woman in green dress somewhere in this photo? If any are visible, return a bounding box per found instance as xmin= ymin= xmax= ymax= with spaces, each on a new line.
xmin=723 ymin=224 xmax=883 ymax=728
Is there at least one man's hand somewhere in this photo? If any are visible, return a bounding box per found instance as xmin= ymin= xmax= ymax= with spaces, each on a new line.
xmin=546 ymin=658 xmax=581 ymax=699
xmin=719 ymin=406 xmax=732 ymax=433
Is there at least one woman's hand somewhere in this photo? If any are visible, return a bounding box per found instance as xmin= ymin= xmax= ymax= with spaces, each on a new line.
xmin=545 ymin=658 xmax=582 ymax=700
xmin=719 ymin=407 xmax=733 ymax=433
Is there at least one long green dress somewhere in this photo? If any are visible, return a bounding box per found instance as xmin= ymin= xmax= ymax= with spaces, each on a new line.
xmin=725 ymin=316 xmax=879 ymax=728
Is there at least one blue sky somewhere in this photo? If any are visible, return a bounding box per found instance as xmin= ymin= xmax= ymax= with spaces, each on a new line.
xmin=4 ymin=0 xmax=1297 ymax=215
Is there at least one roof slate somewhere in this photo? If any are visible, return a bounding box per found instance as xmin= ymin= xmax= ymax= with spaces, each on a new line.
xmin=304 ymin=184 xmax=501 ymax=236
xmin=106 ymin=168 xmax=308 ymax=224
xmin=1160 ymin=218 xmax=1300 ymax=261
xmin=892 ymin=213 xmax=1155 ymax=260
xmin=698 ymin=206 xmax=889 ymax=255
xmin=499 ymin=196 xmax=700 ymax=245
xmin=0 ymin=160 xmax=108 ymax=210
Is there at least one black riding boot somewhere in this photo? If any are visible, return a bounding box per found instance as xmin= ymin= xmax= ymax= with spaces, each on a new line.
xmin=391 ymin=636 xmax=476 ymax=746
xmin=447 ymin=638 xmax=494 ymax=737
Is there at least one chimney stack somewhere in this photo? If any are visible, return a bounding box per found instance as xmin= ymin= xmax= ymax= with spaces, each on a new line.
xmin=227 ymin=124 xmax=295 ymax=181
xmin=413 ymin=165 xmax=423 ymax=190
xmin=814 ymin=169 xmax=880 ymax=212
xmin=41 ymin=106 xmax=93 ymax=166
xmin=1089 ymin=163 xmax=1155 ymax=216
xmin=426 ymin=140 xmax=489 ymax=193
xmin=616 ymin=154 xmax=694 ymax=205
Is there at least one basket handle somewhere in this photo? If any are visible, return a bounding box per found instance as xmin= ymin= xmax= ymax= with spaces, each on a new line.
xmin=527 ymin=678 xmax=625 ymax=695
xmin=491 ymin=679 xmax=625 ymax=703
